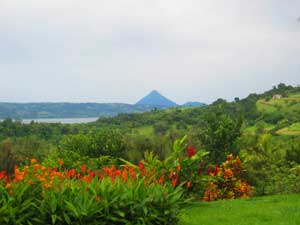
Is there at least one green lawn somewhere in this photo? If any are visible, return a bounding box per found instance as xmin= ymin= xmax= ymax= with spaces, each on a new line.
xmin=180 ymin=194 xmax=300 ymax=225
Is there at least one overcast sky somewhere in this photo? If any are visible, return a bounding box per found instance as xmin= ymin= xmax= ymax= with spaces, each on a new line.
xmin=0 ymin=0 xmax=299 ymax=104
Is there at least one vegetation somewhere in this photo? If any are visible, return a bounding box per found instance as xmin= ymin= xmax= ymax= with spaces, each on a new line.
xmin=0 ymin=103 xmax=156 ymax=119
xmin=1 ymin=83 xmax=300 ymax=224
xmin=180 ymin=194 xmax=300 ymax=225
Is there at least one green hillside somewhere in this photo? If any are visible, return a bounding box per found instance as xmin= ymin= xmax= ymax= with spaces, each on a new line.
xmin=256 ymin=92 xmax=300 ymax=136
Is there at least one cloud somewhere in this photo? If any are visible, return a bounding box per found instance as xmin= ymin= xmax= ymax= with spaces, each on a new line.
xmin=0 ymin=0 xmax=299 ymax=103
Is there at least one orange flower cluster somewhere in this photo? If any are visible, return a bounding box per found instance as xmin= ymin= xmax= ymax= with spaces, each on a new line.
xmin=0 ymin=159 xmax=174 ymax=197
xmin=203 ymin=155 xmax=253 ymax=201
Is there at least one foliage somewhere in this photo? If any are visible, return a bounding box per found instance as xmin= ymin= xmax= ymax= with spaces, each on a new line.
xmin=0 ymin=139 xmax=16 ymax=174
xmin=239 ymin=132 xmax=300 ymax=195
xmin=199 ymin=108 xmax=243 ymax=164
xmin=0 ymin=159 xmax=185 ymax=225
xmin=203 ymin=155 xmax=252 ymax=201
xmin=136 ymin=136 xmax=209 ymax=198
xmin=60 ymin=129 xmax=126 ymax=158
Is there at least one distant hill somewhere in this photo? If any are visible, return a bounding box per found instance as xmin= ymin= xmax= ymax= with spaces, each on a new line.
xmin=136 ymin=90 xmax=178 ymax=107
xmin=0 ymin=103 xmax=155 ymax=119
xmin=0 ymin=90 xmax=206 ymax=119
xmin=182 ymin=101 xmax=206 ymax=107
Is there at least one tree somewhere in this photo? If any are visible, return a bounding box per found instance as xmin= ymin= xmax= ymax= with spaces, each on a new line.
xmin=60 ymin=129 xmax=126 ymax=158
xmin=199 ymin=108 xmax=243 ymax=164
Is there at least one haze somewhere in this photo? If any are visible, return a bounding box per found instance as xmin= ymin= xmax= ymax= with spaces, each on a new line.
xmin=0 ymin=0 xmax=299 ymax=104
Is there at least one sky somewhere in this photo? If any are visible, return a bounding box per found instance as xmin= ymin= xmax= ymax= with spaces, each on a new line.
xmin=0 ymin=0 xmax=299 ymax=104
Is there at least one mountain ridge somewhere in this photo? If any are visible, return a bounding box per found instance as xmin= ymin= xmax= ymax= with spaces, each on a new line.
xmin=0 ymin=90 xmax=205 ymax=119
xmin=135 ymin=90 xmax=178 ymax=107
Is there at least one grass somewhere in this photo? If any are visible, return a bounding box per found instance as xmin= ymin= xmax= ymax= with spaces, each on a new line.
xmin=244 ymin=123 xmax=275 ymax=134
xmin=136 ymin=125 xmax=154 ymax=135
xmin=256 ymin=100 xmax=278 ymax=113
xmin=256 ymin=95 xmax=300 ymax=114
xmin=276 ymin=123 xmax=300 ymax=136
xmin=180 ymin=194 xmax=300 ymax=225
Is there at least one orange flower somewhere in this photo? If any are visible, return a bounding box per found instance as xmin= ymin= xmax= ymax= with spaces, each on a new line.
xmin=223 ymin=169 xmax=233 ymax=179
xmin=177 ymin=164 xmax=181 ymax=173
xmin=34 ymin=163 xmax=40 ymax=170
xmin=122 ymin=170 xmax=128 ymax=182
xmin=59 ymin=159 xmax=64 ymax=166
xmin=5 ymin=183 xmax=13 ymax=189
xmin=31 ymin=158 xmax=37 ymax=164
xmin=28 ymin=179 xmax=34 ymax=185
xmin=187 ymin=181 xmax=192 ymax=188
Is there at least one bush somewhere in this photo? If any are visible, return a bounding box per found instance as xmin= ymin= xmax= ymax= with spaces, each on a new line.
xmin=0 ymin=159 xmax=185 ymax=225
xmin=203 ymin=155 xmax=253 ymax=201
xmin=60 ymin=129 xmax=126 ymax=158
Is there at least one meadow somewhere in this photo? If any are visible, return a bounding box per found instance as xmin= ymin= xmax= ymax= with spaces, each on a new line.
xmin=180 ymin=194 xmax=300 ymax=225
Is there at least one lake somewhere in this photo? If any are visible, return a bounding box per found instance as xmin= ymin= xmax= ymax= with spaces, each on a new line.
xmin=0 ymin=117 xmax=99 ymax=124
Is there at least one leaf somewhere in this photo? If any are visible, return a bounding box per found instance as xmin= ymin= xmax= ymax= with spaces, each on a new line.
xmin=51 ymin=215 xmax=57 ymax=225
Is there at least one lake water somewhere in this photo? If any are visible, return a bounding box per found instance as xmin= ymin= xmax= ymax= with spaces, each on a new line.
xmin=0 ymin=117 xmax=99 ymax=124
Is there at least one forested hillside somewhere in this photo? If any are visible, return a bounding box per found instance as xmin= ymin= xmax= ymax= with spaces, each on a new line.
xmin=0 ymin=103 xmax=157 ymax=119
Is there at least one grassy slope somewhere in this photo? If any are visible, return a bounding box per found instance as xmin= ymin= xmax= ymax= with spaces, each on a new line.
xmin=256 ymin=94 xmax=300 ymax=115
xmin=180 ymin=194 xmax=300 ymax=225
xmin=277 ymin=123 xmax=300 ymax=136
xmin=255 ymin=93 xmax=300 ymax=136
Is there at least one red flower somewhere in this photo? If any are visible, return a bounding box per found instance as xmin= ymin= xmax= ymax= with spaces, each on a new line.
xmin=171 ymin=178 xmax=177 ymax=187
xmin=207 ymin=165 xmax=213 ymax=176
xmin=138 ymin=161 xmax=144 ymax=170
xmin=115 ymin=169 xmax=122 ymax=176
xmin=81 ymin=164 xmax=87 ymax=173
xmin=0 ymin=171 xmax=5 ymax=180
xmin=187 ymin=146 xmax=195 ymax=158
xmin=158 ymin=175 xmax=165 ymax=184
xmin=138 ymin=162 xmax=146 ymax=176
xmin=213 ymin=165 xmax=219 ymax=176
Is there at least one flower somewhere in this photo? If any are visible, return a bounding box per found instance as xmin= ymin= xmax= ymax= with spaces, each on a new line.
xmin=213 ymin=165 xmax=219 ymax=176
xmin=158 ymin=175 xmax=165 ymax=184
xmin=31 ymin=158 xmax=37 ymax=164
xmin=187 ymin=146 xmax=195 ymax=158
xmin=81 ymin=164 xmax=87 ymax=173
xmin=207 ymin=165 xmax=213 ymax=175
xmin=0 ymin=171 xmax=5 ymax=179
xmin=177 ymin=164 xmax=181 ymax=173
xmin=138 ymin=161 xmax=144 ymax=170
xmin=171 ymin=178 xmax=177 ymax=187
xmin=5 ymin=183 xmax=13 ymax=189
xmin=187 ymin=181 xmax=192 ymax=188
